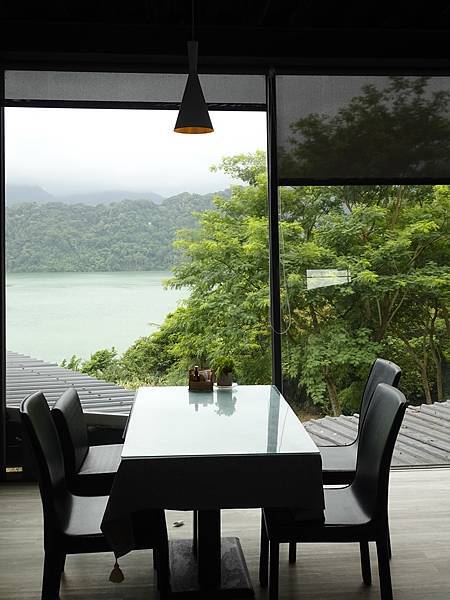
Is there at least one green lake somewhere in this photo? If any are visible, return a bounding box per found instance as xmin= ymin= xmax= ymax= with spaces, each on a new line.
xmin=6 ymin=271 xmax=188 ymax=364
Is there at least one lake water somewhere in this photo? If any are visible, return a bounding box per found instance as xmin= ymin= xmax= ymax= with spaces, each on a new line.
xmin=6 ymin=271 xmax=188 ymax=364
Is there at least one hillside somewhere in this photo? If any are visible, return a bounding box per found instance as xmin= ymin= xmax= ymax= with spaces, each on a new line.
xmin=6 ymin=191 xmax=226 ymax=272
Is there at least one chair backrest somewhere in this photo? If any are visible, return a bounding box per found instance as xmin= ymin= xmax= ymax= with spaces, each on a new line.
xmin=20 ymin=391 xmax=68 ymax=530
xmin=52 ymin=388 xmax=89 ymax=476
xmin=352 ymin=382 xmax=407 ymax=523
xmin=358 ymin=358 xmax=401 ymax=437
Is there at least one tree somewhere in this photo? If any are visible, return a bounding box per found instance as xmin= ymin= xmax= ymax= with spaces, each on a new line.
xmin=68 ymin=151 xmax=449 ymax=417
xmin=280 ymin=76 xmax=450 ymax=179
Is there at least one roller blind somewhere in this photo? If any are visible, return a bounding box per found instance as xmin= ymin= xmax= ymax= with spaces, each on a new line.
xmin=277 ymin=75 xmax=450 ymax=183
xmin=5 ymin=70 xmax=266 ymax=106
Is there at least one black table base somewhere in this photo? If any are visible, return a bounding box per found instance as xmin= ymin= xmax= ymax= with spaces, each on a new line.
xmin=168 ymin=537 xmax=254 ymax=597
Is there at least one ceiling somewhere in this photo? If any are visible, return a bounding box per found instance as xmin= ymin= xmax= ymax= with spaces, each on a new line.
xmin=2 ymin=1 xmax=450 ymax=71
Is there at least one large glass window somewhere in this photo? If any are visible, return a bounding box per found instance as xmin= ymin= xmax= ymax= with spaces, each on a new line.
xmin=276 ymin=73 xmax=450 ymax=466
xmin=280 ymin=184 xmax=450 ymax=452
xmin=5 ymin=108 xmax=268 ymax=394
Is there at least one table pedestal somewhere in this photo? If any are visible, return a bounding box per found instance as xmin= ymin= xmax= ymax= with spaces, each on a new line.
xmin=168 ymin=537 xmax=254 ymax=597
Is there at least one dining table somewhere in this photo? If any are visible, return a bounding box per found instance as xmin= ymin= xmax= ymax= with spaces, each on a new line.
xmin=101 ymin=384 xmax=324 ymax=597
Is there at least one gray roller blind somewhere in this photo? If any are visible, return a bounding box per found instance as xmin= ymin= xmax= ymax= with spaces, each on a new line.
xmin=277 ymin=75 xmax=450 ymax=182
xmin=5 ymin=70 xmax=266 ymax=105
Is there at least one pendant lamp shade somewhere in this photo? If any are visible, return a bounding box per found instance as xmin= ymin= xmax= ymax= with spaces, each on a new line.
xmin=174 ymin=41 xmax=214 ymax=134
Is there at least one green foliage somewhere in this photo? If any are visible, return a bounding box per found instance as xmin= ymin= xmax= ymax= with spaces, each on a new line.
xmin=60 ymin=355 xmax=83 ymax=371
xmin=280 ymin=182 xmax=449 ymax=412
xmin=211 ymin=356 xmax=235 ymax=379
xmin=210 ymin=150 xmax=266 ymax=185
xmin=61 ymin=149 xmax=449 ymax=416
xmin=80 ymin=347 xmax=119 ymax=377
xmin=6 ymin=193 xmax=220 ymax=272
xmin=300 ymin=325 xmax=379 ymax=412
xmin=338 ymin=382 xmax=366 ymax=416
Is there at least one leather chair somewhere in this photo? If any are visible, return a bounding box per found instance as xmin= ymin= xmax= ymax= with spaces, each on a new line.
xmin=259 ymin=383 xmax=407 ymax=600
xmin=53 ymin=388 xmax=200 ymax=553
xmin=320 ymin=358 xmax=401 ymax=485
xmin=288 ymin=358 xmax=401 ymax=564
xmin=20 ymin=391 xmax=169 ymax=600
xmin=52 ymin=388 xmax=123 ymax=495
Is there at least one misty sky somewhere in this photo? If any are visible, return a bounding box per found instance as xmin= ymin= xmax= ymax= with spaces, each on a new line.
xmin=5 ymin=108 xmax=267 ymax=197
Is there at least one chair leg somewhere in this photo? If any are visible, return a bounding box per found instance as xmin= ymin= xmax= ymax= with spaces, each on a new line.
xmin=387 ymin=522 xmax=392 ymax=560
xmin=193 ymin=510 xmax=198 ymax=557
xmin=155 ymin=539 xmax=170 ymax=599
xmin=42 ymin=549 xmax=62 ymax=599
xmin=359 ymin=541 xmax=372 ymax=585
xmin=59 ymin=553 xmax=66 ymax=574
xmin=376 ymin=537 xmax=393 ymax=600
xmin=288 ymin=542 xmax=297 ymax=564
xmin=269 ymin=541 xmax=280 ymax=600
xmin=259 ymin=512 xmax=269 ymax=587
xmin=154 ymin=549 xmax=161 ymax=590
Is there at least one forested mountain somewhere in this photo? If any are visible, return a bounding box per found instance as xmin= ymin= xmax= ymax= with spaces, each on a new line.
xmin=6 ymin=191 xmax=226 ymax=272
xmin=58 ymin=189 xmax=165 ymax=205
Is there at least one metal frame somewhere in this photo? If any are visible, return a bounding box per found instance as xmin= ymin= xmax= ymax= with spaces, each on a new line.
xmin=0 ymin=69 xmax=6 ymax=479
xmin=1 ymin=61 xmax=449 ymax=471
xmin=3 ymin=100 xmax=266 ymax=112
xmin=0 ymin=68 xmax=277 ymax=474
xmin=266 ymin=70 xmax=282 ymax=390
xmin=3 ymin=52 xmax=450 ymax=77
xmin=279 ymin=177 xmax=450 ymax=186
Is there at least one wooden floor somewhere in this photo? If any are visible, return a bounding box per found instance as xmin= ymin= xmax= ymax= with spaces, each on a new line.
xmin=1 ymin=469 xmax=450 ymax=599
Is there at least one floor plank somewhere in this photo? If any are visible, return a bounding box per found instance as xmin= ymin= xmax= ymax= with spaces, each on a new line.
xmin=1 ymin=469 xmax=450 ymax=599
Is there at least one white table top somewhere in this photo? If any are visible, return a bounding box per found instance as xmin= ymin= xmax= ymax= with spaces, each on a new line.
xmin=122 ymin=384 xmax=319 ymax=459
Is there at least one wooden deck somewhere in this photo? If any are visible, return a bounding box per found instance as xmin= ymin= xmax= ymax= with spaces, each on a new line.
xmin=6 ymin=350 xmax=450 ymax=465
xmin=1 ymin=469 xmax=449 ymax=599
xmin=6 ymin=351 xmax=135 ymax=415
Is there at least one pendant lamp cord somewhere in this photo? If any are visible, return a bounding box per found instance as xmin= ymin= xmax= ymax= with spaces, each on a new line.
xmin=191 ymin=0 xmax=195 ymax=40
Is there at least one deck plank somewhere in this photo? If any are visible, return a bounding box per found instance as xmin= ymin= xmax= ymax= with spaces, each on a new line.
xmin=0 ymin=469 xmax=449 ymax=599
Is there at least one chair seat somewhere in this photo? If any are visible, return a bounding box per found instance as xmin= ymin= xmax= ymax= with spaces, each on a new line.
xmin=320 ymin=443 xmax=357 ymax=484
xmin=79 ymin=443 xmax=123 ymax=475
xmin=264 ymin=486 xmax=373 ymax=542
xmin=71 ymin=443 xmax=123 ymax=495
xmin=63 ymin=493 xmax=166 ymax=552
xmin=63 ymin=494 xmax=109 ymax=538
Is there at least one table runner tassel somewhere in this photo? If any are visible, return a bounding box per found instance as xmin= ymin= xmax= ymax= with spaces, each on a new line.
xmin=109 ymin=560 xmax=124 ymax=583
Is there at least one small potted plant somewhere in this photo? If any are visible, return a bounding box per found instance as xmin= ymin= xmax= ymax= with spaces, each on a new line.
xmin=213 ymin=357 xmax=234 ymax=387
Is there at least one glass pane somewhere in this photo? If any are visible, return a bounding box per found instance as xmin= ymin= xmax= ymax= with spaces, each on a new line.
xmin=280 ymin=184 xmax=450 ymax=464
xmin=5 ymin=107 xmax=268 ymax=426
xmin=277 ymin=75 xmax=450 ymax=181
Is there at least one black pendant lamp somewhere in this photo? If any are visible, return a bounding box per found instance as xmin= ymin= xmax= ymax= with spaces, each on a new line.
xmin=174 ymin=3 xmax=213 ymax=134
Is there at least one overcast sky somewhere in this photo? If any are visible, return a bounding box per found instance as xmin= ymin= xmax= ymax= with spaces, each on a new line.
xmin=5 ymin=108 xmax=267 ymax=197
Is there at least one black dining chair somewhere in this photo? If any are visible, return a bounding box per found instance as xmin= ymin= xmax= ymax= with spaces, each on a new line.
xmin=20 ymin=391 xmax=170 ymax=600
xmin=319 ymin=358 xmax=401 ymax=485
xmin=259 ymin=383 xmax=407 ymax=600
xmin=53 ymin=388 xmax=200 ymax=554
xmin=288 ymin=358 xmax=401 ymax=564
xmin=52 ymin=388 xmax=123 ymax=496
